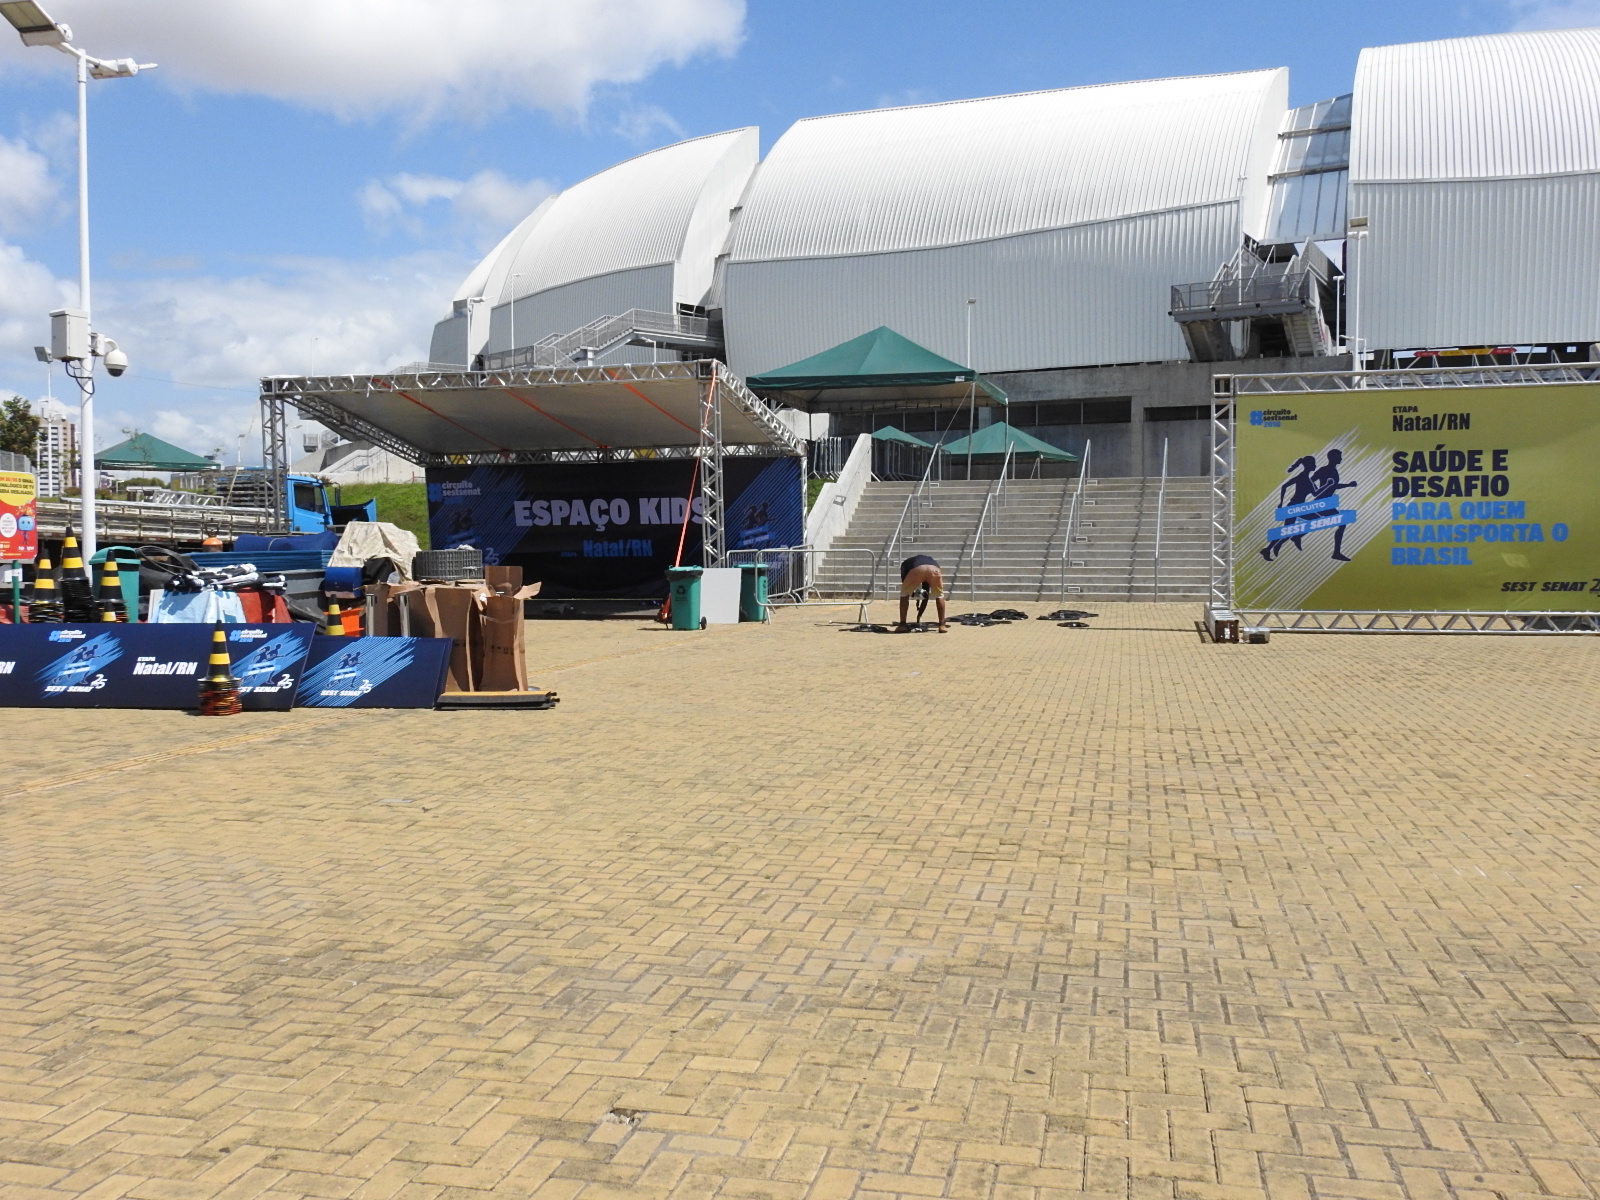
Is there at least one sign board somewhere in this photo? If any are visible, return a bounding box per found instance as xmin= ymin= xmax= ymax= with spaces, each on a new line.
xmin=1233 ymin=383 xmax=1600 ymax=612
xmin=0 ymin=470 xmax=38 ymax=562
xmin=425 ymin=457 xmax=804 ymax=597
xmin=0 ymin=624 xmax=313 ymax=709
xmin=295 ymin=636 xmax=452 ymax=708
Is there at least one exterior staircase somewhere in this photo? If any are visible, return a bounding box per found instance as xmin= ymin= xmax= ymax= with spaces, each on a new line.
xmin=812 ymin=476 xmax=1211 ymax=602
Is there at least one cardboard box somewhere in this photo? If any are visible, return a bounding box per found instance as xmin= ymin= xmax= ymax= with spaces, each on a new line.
xmin=385 ymin=575 xmax=540 ymax=693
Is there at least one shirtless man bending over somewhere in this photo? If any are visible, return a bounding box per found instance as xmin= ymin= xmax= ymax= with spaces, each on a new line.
xmin=898 ymin=554 xmax=948 ymax=632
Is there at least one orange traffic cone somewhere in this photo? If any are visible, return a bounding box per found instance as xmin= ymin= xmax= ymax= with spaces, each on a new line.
xmin=98 ymin=557 xmax=128 ymax=622
xmin=27 ymin=548 xmax=62 ymax=623
xmin=197 ymin=622 xmax=242 ymax=716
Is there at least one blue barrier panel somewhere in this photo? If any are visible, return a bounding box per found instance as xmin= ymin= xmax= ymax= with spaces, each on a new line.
xmin=0 ymin=624 xmax=313 ymax=710
xmin=294 ymin=637 xmax=451 ymax=708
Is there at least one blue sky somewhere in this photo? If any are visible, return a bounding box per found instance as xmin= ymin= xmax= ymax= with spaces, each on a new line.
xmin=0 ymin=0 xmax=1587 ymax=460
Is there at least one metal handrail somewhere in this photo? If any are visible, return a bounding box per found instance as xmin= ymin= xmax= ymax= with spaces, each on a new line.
xmin=1058 ymin=439 xmax=1091 ymax=601
xmin=885 ymin=449 xmax=940 ymax=569
xmin=957 ymin=442 xmax=1014 ymax=600
xmin=1153 ymin=437 xmax=1169 ymax=599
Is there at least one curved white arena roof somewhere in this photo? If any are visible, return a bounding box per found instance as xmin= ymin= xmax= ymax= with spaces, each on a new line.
xmin=1353 ymin=28 xmax=1600 ymax=182
xmin=450 ymin=127 xmax=759 ymax=310
xmin=729 ymin=70 xmax=1287 ymax=265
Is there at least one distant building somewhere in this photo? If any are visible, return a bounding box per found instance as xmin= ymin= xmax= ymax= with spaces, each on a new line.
xmin=292 ymin=432 xmax=424 ymax=485
xmin=32 ymin=398 xmax=77 ymax=497
xmin=421 ymin=28 xmax=1600 ymax=477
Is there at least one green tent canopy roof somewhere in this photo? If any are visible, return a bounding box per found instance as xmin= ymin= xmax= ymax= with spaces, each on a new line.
xmin=747 ymin=327 xmax=1007 ymax=402
xmin=870 ymin=425 xmax=936 ymax=448
xmin=940 ymin=422 xmax=1078 ymax=461
xmin=95 ymin=432 xmax=218 ymax=471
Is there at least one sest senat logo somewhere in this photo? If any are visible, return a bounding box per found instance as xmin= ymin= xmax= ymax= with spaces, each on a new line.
xmin=47 ymin=629 xmax=87 ymax=642
xmin=229 ymin=629 xmax=268 ymax=641
xmin=1249 ymin=409 xmax=1298 ymax=428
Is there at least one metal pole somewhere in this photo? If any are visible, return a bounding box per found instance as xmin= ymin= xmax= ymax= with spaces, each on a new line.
xmin=1154 ymin=436 xmax=1168 ymax=600
xmin=75 ymin=50 xmax=97 ymax=559
xmin=965 ymin=299 xmax=976 ymax=483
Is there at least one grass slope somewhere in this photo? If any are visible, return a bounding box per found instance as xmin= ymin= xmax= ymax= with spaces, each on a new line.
xmin=336 ymin=483 xmax=430 ymax=549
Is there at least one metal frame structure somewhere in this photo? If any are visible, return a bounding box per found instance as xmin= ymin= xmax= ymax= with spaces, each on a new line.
xmin=1209 ymin=364 xmax=1600 ymax=633
xmin=1207 ymin=384 xmax=1233 ymax=608
xmin=260 ymin=383 xmax=289 ymax=530
xmin=260 ymin=359 xmax=802 ymax=569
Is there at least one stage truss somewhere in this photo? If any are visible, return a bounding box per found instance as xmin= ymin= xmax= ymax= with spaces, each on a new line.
xmin=1209 ymin=364 xmax=1600 ymax=635
xmin=260 ymin=360 xmax=804 ymax=567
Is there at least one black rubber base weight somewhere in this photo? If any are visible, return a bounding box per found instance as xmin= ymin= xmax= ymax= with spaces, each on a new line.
xmin=436 ymin=689 xmax=560 ymax=710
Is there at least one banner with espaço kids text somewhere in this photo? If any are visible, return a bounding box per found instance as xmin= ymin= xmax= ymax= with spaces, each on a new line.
xmin=1233 ymin=383 xmax=1600 ymax=612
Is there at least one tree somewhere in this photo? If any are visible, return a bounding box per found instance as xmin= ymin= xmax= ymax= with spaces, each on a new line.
xmin=0 ymin=395 xmax=41 ymax=460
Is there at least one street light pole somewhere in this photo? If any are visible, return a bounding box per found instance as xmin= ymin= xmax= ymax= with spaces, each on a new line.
xmin=73 ymin=46 xmax=94 ymax=553
xmin=965 ymin=298 xmax=976 ymax=483
xmin=1 ymin=0 xmax=155 ymax=559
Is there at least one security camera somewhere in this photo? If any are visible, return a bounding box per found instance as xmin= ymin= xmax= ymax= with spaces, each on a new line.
xmin=103 ymin=347 xmax=128 ymax=376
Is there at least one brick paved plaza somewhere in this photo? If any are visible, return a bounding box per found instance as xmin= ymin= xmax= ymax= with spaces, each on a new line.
xmin=2 ymin=605 xmax=1599 ymax=1200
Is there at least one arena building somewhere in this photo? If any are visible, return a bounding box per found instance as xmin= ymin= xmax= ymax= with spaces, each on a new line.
xmin=424 ymin=28 xmax=1600 ymax=478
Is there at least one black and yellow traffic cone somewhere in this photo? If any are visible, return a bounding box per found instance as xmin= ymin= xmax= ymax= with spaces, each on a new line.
xmin=59 ymin=525 xmax=97 ymax=622
xmin=196 ymin=622 xmax=242 ymax=716
xmin=324 ymin=599 xmax=345 ymax=636
xmin=98 ymin=557 xmax=128 ymax=622
xmin=27 ymin=547 xmax=62 ymax=623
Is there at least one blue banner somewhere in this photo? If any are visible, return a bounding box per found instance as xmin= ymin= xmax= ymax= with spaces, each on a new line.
xmin=0 ymin=624 xmax=313 ymax=709
xmin=295 ymin=636 xmax=452 ymax=708
xmin=1275 ymin=496 xmax=1338 ymax=521
xmin=1266 ymin=510 xmax=1358 ymax=541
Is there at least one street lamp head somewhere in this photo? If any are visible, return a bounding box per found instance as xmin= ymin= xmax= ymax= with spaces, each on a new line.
xmin=88 ymin=57 xmax=153 ymax=79
xmin=0 ymin=0 xmax=68 ymax=45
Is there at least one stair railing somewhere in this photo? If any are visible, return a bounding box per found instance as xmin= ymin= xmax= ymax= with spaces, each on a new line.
xmin=1057 ymin=439 xmax=1091 ymax=601
xmin=883 ymin=449 xmax=941 ymax=597
xmin=958 ymin=442 xmax=1014 ymax=600
xmin=1153 ymin=436 xmax=1169 ymax=600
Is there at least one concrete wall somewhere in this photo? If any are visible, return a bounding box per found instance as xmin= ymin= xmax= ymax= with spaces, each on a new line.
xmin=986 ymin=354 xmax=1349 ymax=477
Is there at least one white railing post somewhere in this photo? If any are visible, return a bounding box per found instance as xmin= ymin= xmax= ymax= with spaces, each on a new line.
xmin=1059 ymin=439 xmax=1090 ymax=601
xmin=1154 ymin=436 xmax=1168 ymax=600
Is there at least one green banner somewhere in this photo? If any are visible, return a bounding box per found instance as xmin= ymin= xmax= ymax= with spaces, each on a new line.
xmin=1233 ymin=383 xmax=1600 ymax=611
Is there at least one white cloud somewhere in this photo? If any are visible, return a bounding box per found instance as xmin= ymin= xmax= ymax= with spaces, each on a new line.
xmin=0 ymin=236 xmax=472 ymax=456
xmin=97 ymin=251 xmax=468 ymax=385
xmin=613 ymin=104 xmax=686 ymax=144
xmin=359 ymin=170 xmax=554 ymax=239
xmin=0 ymin=137 xmax=59 ymax=233
xmin=1 ymin=0 xmax=746 ymax=121
xmin=0 ymin=238 xmax=74 ymax=354
xmin=1507 ymin=0 xmax=1600 ymax=26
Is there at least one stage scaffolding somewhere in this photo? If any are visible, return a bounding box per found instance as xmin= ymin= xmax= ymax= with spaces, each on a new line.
xmin=260 ymin=360 xmax=805 ymax=567
xmin=1209 ymin=363 xmax=1600 ymax=635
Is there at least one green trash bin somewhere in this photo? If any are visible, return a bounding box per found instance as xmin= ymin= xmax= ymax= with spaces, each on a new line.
xmin=738 ymin=564 xmax=769 ymax=622
xmin=666 ymin=566 xmax=704 ymax=631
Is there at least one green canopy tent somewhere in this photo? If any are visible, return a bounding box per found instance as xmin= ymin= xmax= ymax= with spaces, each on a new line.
xmin=870 ymin=425 xmax=936 ymax=448
xmin=95 ymin=432 xmax=218 ymax=472
xmin=940 ymin=422 xmax=1078 ymax=462
xmin=747 ymin=327 xmax=1007 ymax=409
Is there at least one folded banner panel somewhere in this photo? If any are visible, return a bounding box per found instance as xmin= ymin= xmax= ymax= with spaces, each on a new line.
xmin=1233 ymin=383 xmax=1600 ymax=612
xmin=0 ymin=624 xmax=314 ymax=709
xmin=426 ymin=457 xmax=803 ymax=597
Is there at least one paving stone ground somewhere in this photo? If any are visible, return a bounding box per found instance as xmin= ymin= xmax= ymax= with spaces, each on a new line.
xmin=3 ymin=603 xmax=1600 ymax=1200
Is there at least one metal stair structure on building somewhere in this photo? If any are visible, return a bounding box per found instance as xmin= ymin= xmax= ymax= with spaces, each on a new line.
xmin=813 ymin=477 xmax=1211 ymax=602
xmin=479 ymin=309 xmax=721 ymax=371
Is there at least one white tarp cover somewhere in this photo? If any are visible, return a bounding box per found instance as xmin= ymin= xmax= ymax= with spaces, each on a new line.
xmin=330 ymin=522 xmax=421 ymax=579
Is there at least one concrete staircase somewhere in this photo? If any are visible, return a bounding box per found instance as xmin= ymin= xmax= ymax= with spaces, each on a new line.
xmin=811 ymin=476 xmax=1211 ymax=601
